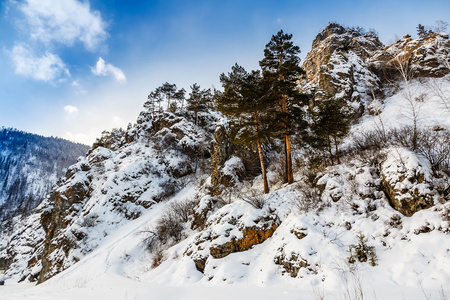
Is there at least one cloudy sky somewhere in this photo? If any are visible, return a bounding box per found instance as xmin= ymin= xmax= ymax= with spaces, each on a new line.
xmin=1 ymin=0 xmax=449 ymax=145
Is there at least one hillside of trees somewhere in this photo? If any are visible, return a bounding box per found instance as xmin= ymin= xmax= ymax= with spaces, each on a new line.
xmin=0 ymin=128 xmax=89 ymax=222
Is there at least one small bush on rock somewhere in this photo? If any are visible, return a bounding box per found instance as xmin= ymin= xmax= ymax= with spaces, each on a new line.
xmin=242 ymin=194 xmax=269 ymax=209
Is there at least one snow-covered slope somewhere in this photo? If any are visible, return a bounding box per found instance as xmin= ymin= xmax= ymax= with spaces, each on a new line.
xmin=2 ymin=25 xmax=450 ymax=300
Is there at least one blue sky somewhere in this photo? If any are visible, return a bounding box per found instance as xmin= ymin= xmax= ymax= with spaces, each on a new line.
xmin=1 ymin=0 xmax=449 ymax=145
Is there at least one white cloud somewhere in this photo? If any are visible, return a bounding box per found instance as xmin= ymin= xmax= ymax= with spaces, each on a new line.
xmin=10 ymin=43 xmax=70 ymax=82
xmin=92 ymin=57 xmax=127 ymax=83
xmin=64 ymin=105 xmax=78 ymax=114
xmin=64 ymin=131 xmax=91 ymax=145
xmin=17 ymin=0 xmax=108 ymax=51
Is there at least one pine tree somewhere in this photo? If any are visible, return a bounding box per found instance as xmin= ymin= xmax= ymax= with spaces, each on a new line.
xmin=311 ymin=99 xmax=350 ymax=165
xmin=175 ymin=88 xmax=186 ymax=109
xmin=146 ymin=83 xmax=185 ymax=114
xmin=186 ymin=83 xmax=212 ymax=125
xmin=217 ymin=64 xmax=273 ymax=193
xmin=259 ymin=30 xmax=307 ymax=184
xmin=417 ymin=24 xmax=426 ymax=38
xmin=416 ymin=24 xmax=433 ymax=38
xmin=145 ymin=88 xmax=163 ymax=116
xmin=160 ymin=82 xmax=177 ymax=111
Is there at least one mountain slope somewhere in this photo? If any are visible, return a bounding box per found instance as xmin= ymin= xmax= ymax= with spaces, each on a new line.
xmin=2 ymin=24 xmax=450 ymax=300
xmin=0 ymin=128 xmax=89 ymax=221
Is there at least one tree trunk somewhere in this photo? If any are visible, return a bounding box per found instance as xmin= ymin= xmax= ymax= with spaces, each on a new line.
xmin=327 ymin=138 xmax=333 ymax=165
xmin=286 ymin=134 xmax=293 ymax=183
xmin=254 ymin=111 xmax=270 ymax=194
xmin=278 ymin=56 xmax=294 ymax=184
xmin=334 ymin=136 xmax=340 ymax=164
xmin=281 ymin=94 xmax=294 ymax=184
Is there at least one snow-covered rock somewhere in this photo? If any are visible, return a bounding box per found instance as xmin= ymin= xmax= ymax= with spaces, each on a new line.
xmin=302 ymin=22 xmax=383 ymax=116
xmin=380 ymin=147 xmax=435 ymax=216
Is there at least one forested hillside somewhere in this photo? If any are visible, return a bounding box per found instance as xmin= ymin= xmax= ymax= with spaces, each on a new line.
xmin=0 ymin=128 xmax=89 ymax=222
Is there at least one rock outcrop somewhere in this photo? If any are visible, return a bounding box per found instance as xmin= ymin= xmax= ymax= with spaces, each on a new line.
xmin=210 ymin=125 xmax=262 ymax=195
xmin=302 ymin=22 xmax=384 ymax=116
xmin=302 ymin=23 xmax=450 ymax=118
xmin=369 ymin=32 xmax=450 ymax=79
xmin=38 ymin=157 xmax=92 ymax=283
xmin=380 ymin=147 xmax=435 ymax=217
xmin=185 ymin=201 xmax=280 ymax=273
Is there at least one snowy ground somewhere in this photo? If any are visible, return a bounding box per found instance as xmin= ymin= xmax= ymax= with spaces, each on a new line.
xmin=1 ymin=273 xmax=448 ymax=300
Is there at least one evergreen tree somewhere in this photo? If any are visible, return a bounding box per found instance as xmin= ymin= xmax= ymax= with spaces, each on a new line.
xmin=186 ymin=83 xmax=212 ymax=125
xmin=160 ymin=82 xmax=177 ymax=111
xmin=174 ymin=88 xmax=186 ymax=109
xmin=217 ymin=64 xmax=273 ymax=193
xmin=145 ymin=88 xmax=163 ymax=116
xmin=417 ymin=24 xmax=433 ymax=38
xmin=311 ymin=99 xmax=350 ymax=165
xmin=259 ymin=30 xmax=308 ymax=184
xmin=146 ymin=83 xmax=185 ymax=115
xmin=417 ymin=24 xmax=426 ymax=38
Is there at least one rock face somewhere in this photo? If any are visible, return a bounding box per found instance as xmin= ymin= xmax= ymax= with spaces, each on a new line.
xmin=209 ymin=224 xmax=278 ymax=259
xmin=369 ymin=32 xmax=450 ymax=78
xmin=380 ymin=147 xmax=435 ymax=217
xmin=0 ymin=206 xmax=45 ymax=282
xmin=185 ymin=201 xmax=280 ymax=273
xmin=210 ymin=125 xmax=262 ymax=195
xmin=302 ymin=22 xmax=384 ymax=115
xmin=302 ymin=23 xmax=450 ymax=118
xmin=38 ymin=157 xmax=92 ymax=283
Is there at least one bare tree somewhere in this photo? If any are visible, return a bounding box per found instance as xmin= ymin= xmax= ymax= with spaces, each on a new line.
xmin=435 ymin=20 xmax=449 ymax=33
xmin=369 ymin=87 xmax=387 ymax=142
xmin=428 ymin=76 xmax=450 ymax=113
xmin=392 ymin=56 xmax=421 ymax=151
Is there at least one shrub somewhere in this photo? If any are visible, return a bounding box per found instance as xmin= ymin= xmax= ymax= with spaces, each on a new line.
xmin=348 ymin=233 xmax=377 ymax=266
xmin=151 ymin=247 xmax=166 ymax=269
xmin=415 ymin=129 xmax=450 ymax=174
xmin=242 ymin=194 xmax=269 ymax=209
xmin=388 ymin=214 xmax=403 ymax=229
xmin=153 ymin=198 xmax=198 ymax=247
xmin=295 ymin=186 xmax=323 ymax=213
xmin=156 ymin=208 xmax=185 ymax=244
xmin=168 ymin=199 xmax=197 ymax=223
xmin=352 ymin=130 xmax=387 ymax=153
xmin=140 ymin=228 xmax=158 ymax=252
xmin=352 ymin=126 xmax=450 ymax=174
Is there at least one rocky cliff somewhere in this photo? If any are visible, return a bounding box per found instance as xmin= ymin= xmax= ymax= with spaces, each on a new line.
xmin=301 ymin=23 xmax=450 ymax=117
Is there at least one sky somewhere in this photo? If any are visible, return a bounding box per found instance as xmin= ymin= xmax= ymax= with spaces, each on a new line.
xmin=0 ymin=0 xmax=449 ymax=145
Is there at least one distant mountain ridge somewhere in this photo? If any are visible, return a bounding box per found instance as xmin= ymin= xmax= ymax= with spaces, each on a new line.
xmin=0 ymin=128 xmax=90 ymax=222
